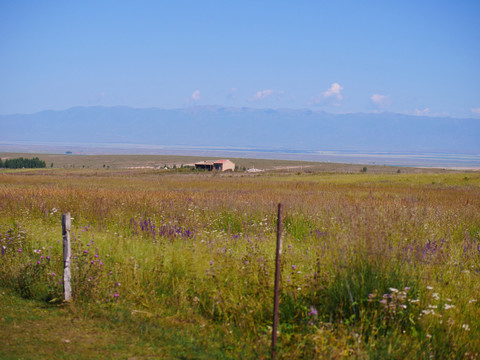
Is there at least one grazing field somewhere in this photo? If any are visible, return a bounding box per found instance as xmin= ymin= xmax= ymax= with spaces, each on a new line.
xmin=1 ymin=168 xmax=480 ymax=358
xmin=0 ymin=152 xmax=466 ymax=173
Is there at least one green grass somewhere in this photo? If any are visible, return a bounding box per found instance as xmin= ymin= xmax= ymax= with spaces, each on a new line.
xmin=1 ymin=168 xmax=480 ymax=358
xmin=0 ymin=288 xmax=263 ymax=359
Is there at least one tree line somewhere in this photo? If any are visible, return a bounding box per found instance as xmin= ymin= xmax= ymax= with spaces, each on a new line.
xmin=0 ymin=157 xmax=46 ymax=169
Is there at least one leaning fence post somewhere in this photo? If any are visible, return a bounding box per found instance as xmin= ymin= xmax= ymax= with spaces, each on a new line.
xmin=62 ymin=213 xmax=72 ymax=302
xmin=272 ymin=203 xmax=283 ymax=360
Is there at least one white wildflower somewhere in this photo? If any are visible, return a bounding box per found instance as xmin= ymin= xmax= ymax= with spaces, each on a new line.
xmin=462 ymin=324 xmax=470 ymax=331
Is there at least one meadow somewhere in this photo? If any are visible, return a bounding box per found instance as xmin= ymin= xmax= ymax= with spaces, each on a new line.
xmin=1 ymin=166 xmax=479 ymax=358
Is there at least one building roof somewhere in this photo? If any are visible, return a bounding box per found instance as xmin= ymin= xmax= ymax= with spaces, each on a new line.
xmin=194 ymin=160 xmax=215 ymax=165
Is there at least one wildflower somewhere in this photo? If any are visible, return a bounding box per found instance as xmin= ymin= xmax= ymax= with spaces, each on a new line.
xmin=404 ymin=286 xmax=411 ymax=291
xmin=18 ymin=249 xmax=22 ymax=253
xmin=389 ymin=287 xmax=399 ymax=293
xmin=462 ymin=324 xmax=470 ymax=331
xmin=114 ymin=293 xmax=119 ymax=298
xmin=46 ymin=256 xmax=50 ymax=260
xmin=292 ymin=265 xmax=297 ymax=270
xmin=115 ymin=282 xmax=120 ymax=286
xmin=84 ymin=250 xmax=88 ymax=254
xmin=95 ymin=254 xmax=99 ymax=258
xmin=37 ymin=261 xmax=41 ymax=264
xmin=432 ymin=293 xmax=440 ymax=300
xmin=91 ymin=260 xmax=94 ymax=264
xmin=51 ymin=272 xmax=56 ymax=277
xmin=469 ymin=299 xmax=477 ymax=304
xmin=444 ymin=304 xmax=455 ymax=310
xmin=308 ymin=306 xmax=318 ymax=317
xmin=426 ymin=286 xmax=434 ymax=290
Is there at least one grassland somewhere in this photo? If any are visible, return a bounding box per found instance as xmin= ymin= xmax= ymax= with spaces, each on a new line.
xmin=1 ymin=165 xmax=479 ymax=358
xmin=0 ymin=152 xmax=468 ymax=173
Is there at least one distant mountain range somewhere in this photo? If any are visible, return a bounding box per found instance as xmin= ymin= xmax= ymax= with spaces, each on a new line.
xmin=1 ymin=106 xmax=479 ymax=153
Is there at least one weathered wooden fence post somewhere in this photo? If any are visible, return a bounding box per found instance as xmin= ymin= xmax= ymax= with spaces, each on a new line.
xmin=272 ymin=203 xmax=283 ymax=360
xmin=62 ymin=213 xmax=72 ymax=302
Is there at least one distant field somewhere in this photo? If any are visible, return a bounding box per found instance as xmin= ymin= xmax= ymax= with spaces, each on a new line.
xmin=0 ymin=152 xmax=471 ymax=174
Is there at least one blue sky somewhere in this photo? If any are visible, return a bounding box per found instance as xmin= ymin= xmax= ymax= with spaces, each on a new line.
xmin=1 ymin=0 xmax=479 ymax=117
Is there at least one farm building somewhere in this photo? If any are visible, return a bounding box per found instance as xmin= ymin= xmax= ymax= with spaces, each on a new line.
xmin=195 ymin=159 xmax=235 ymax=172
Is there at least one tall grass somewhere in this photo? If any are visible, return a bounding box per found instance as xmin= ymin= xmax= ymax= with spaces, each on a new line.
xmin=0 ymin=170 xmax=479 ymax=358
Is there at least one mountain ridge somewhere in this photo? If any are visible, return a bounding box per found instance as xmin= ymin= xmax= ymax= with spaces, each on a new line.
xmin=1 ymin=106 xmax=479 ymax=154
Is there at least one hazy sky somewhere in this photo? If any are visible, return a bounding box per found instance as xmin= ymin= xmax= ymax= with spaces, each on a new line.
xmin=1 ymin=1 xmax=479 ymax=117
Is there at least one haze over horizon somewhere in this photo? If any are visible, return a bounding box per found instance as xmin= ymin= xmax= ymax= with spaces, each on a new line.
xmin=1 ymin=1 xmax=479 ymax=119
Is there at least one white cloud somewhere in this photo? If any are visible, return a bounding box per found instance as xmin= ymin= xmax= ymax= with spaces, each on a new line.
xmin=472 ymin=108 xmax=480 ymax=116
xmin=228 ymin=87 xmax=238 ymax=100
xmin=191 ymin=90 xmax=200 ymax=101
xmin=309 ymin=83 xmax=344 ymax=106
xmin=252 ymin=89 xmax=273 ymax=101
xmin=249 ymin=89 xmax=285 ymax=102
xmin=413 ymin=107 xmax=431 ymax=116
xmin=322 ymin=82 xmax=343 ymax=101
xmin=371 ymin=93 xmax=391 ymax=107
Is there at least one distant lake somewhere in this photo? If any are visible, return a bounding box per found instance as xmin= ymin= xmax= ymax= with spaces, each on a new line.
xmin=1 ymin=141 xmax=479 ymax=169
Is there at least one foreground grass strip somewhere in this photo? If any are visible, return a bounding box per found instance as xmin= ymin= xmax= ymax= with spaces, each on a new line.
xmin=0 ymin=288 xmax=255 ymax=359
xmin=0 ymin=288 xmax=167 ymax=359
